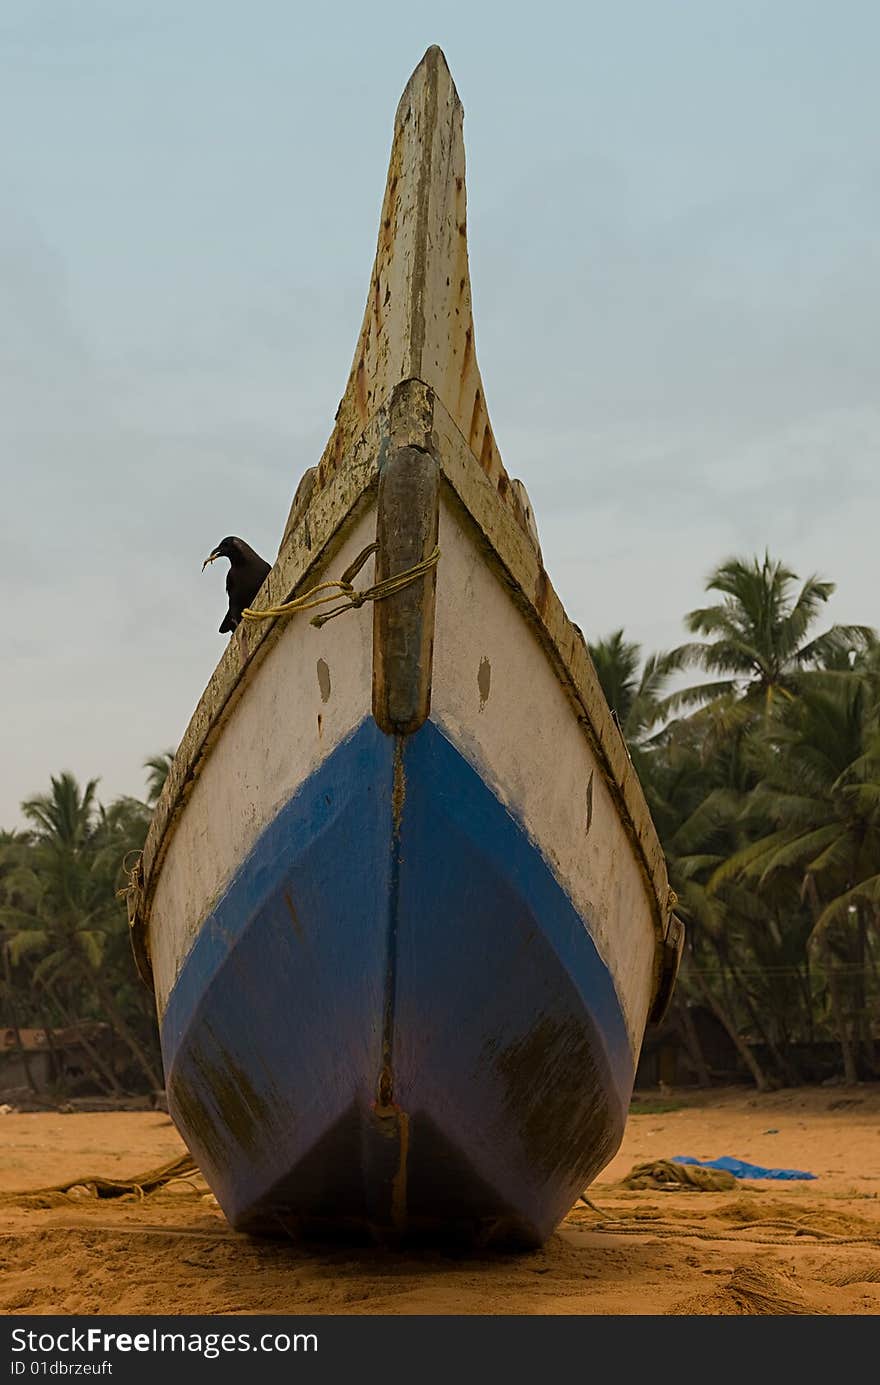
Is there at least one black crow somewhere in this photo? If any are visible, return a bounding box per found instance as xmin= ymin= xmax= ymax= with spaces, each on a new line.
xmin=202 ymin=537 xmax=271 ymax=634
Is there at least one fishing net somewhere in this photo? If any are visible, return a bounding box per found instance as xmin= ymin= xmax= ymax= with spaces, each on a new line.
xmin=618 ymin=1159 xmax=738 ymax=1191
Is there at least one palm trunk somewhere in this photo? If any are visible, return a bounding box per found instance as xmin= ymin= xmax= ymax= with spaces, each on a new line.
xmin=691 ymin=969 xmax=770 ymax=1091
xmin=80 ymin=961 xmax=162 ymax=1091
xmin=726 ymin=959 xmax=794 ymax=1085
xmin=856 ymin=912 xmax=875 ymax=1072
xmin=35 ymin=1005 xmax=60 ymax=1086
xmin=675 ymin=992 xmax=711 ymax=1087
xmin=804 ymin=874 xmax=859 ymax=1083
xmin=824 ymin=948 xmax=858 ymax=1084
xmin=801 ymin=954 xmax=816 ymax=1046
xmin=2 ymin=948 xmax=39 ymax=1094
xmin=41 ymin=979 xmax=125 ymax=1097
xmin=866 ymin=909 xmax=880 ymax=989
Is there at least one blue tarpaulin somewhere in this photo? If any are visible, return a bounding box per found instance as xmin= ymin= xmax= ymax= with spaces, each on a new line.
xmin=672 ymin=1155 xmax=817 ymax=1181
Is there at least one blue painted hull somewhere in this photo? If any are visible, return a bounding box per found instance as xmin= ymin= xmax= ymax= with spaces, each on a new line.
xmin=162 ymin=719 xmax=634 ymax=1245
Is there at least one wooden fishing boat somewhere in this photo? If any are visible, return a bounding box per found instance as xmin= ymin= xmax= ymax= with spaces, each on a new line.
xmin=128 ymin=46 xmax=683 ymax=1247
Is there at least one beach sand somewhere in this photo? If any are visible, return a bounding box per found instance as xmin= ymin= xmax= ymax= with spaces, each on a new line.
xmin=2 ymin=1085 xmax=879 ymax=1316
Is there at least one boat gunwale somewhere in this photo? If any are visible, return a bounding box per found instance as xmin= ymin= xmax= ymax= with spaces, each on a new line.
xmin=132 ymin=428 xmax=384 ymax=982
xmin=133 ymin=377 xmax=673 ymax=992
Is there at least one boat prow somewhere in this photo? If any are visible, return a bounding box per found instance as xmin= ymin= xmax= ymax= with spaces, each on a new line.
xmin=129 ymin=45 xmax=682 ymax=1247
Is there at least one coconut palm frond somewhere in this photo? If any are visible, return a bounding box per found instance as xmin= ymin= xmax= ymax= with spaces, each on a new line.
xmin=809 ymin=875 xmax=880 ymax=946
xmin=798 ymin=624 xmax=877 ymax=669
xmin=674 ymin=853 xmax=727 ymax=881
xmin=672 ymin=787 xmax=743 ymax=855
xmin=756 ymin=825 xmax=842 ymax=882
xmin=653 ymin=680 xmax=738 ymax=719
xmin=143 ymin=749 xmax=176 ymax=807
xmin=76 ymin=930 xmax=106 ymax=970
xmin=5 ymin=928 xmax=50 ymax=963
xmin=748 ymin=785 xmax=831 ymax=831
xmin=708 ymin=830 xmax=797 ymax=887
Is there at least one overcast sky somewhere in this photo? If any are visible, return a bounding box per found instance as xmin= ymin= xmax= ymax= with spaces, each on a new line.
xmin=2 ymin=1 xmax=878 ymax=825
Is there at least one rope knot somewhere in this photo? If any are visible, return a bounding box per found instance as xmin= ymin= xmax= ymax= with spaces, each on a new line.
xmin=117 ymin=850 xmax=145 ymax=928
xmin=243 ymin=543 xmax=441 ymax=630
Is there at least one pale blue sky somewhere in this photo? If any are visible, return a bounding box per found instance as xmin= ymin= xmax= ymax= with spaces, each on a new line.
xmin=2 ymin=1 xmax=878 ymax=823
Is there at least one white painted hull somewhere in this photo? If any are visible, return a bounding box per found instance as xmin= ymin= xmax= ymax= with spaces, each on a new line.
xmin=128 ymin=46 xmax=681 ymax=1245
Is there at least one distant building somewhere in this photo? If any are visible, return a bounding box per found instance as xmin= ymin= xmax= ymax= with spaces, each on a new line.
xmin=635 ymin=1005 xmax=740 ymax=1088
xmin=0 ymin=1023 xmax=115 ymax=1095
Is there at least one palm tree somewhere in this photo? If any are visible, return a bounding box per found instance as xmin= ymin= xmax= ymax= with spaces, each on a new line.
xmin=649 ymin=720 xmax=786 ymax=1089
xmin=714 ymin=674 xmax=880 ymax=1079
xmin=144 ymin=750 xmax=176 ymax=807
xmin=0 ymin=830 xmax=44 ymax=1093
xmin=589 ymin=631 xmax=684 ymax=758
xmin=1 ymin=773 xmax=160 ymax=1091
xmin=22 ymin=773 xmax=100 ymax=848
xmin=673 ymin=553 xmax=874 ymax=713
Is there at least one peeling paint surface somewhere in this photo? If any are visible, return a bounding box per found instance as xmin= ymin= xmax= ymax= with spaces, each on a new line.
xmin=431 ymin=493 xmax=657 ymax=1052
xmin=477 ymin=656 xmax=491 ymax=709
xmin=149 ymin=508 xmax=377 ymax=1018
xmin=280 ymin=47 xmax=538 ymax=557
xmin=160 ymin=719 xmax=630 ymax=1241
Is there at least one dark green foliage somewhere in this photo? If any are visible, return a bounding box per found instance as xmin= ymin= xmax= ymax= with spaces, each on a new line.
xmin=592 ymin=554 xmax=879 ymax=1088
xmin=3 ymin=550 xmax=877 ymax=1097
xmin=0 ymin=762 xmax=166 ymax=1097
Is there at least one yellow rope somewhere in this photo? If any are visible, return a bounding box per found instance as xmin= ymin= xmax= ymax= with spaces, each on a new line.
xmin=240 ymin=543 xmax=440 ymax=629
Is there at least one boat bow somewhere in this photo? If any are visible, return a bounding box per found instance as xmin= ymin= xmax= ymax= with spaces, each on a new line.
xmin=128 ymin=45 xmax=683 ymax=1246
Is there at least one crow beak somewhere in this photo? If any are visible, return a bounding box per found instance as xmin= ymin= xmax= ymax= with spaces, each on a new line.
xmin=202 ymin=549 xmax=221 ymax=571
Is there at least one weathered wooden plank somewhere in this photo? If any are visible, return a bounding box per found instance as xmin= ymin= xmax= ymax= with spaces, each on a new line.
xmin=372 ymin=442 xmax=439 ymax=734
xmin=281 ymin=45 xmax=538 ymax=560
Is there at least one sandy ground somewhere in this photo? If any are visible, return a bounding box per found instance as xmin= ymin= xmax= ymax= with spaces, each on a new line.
xmin=2 ymin=1086 xmax=879 ymax=1316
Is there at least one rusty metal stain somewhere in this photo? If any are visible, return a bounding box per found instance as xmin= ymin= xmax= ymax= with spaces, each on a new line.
xmin=355 ymin=356 xmax=368 ymax=421
xmin=284 ymin=890 xmax=306 ymax=945
xmin=391 ymin=740 xmax=407 ymax=836
xmin=468 ymin=389 xmax=482 ymax=447
xmin=376 ymin=1063 xmax=394 ymax=1112
xmin=460 ymin=325 xmax=472 ymax=378
xmin=316 ymin=657 xmax=332 ymax=703
xmin=477 ymin=656 xmax=491 ymax=711
xmin=390 ymin=1110 xmax=410 ymax=1230
xmin=373 ymin=272 xmax=382 ymax=328
xmin=479 ymin=423 xmax=494 ymax=472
